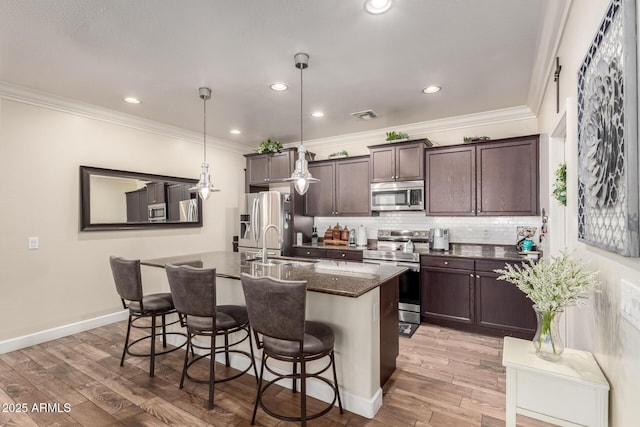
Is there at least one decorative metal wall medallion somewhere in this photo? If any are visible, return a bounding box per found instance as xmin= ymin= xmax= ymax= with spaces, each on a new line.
xmin=577 ymin=0 xmax=639 ymax=256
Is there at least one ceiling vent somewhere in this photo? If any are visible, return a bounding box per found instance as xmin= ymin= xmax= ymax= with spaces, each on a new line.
xmin=350 ymin=109 xmax=378 ymax=121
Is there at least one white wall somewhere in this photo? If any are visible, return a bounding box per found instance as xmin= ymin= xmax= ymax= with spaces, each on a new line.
xmin=0 ymin=99 xmax=245 ymax=341
xmin=537 ymin=1 xmax=640 ymax=425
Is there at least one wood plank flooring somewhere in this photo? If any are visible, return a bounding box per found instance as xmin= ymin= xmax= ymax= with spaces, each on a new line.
xmin=0 ymin=322 xmax=556 ymax=426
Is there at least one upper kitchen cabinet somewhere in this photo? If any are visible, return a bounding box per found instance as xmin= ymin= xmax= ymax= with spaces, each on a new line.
xmin=305 ymin=156 xmax=370 ymax=216
xmin=167 ymin=183 xmax=194 ymax=221
xmin=146 ymin=182 xmax=166 ymax=205
xmin=245 ymin=148 xmax=315 ymax=187
xmin=425 ymin=135 xmax=539 ymax=216
xmin=368 ymin=139 xmax=432 ymax=183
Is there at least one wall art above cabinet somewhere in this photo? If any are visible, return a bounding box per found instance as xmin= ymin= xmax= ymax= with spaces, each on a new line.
xmin=425 ymin=135 xmax=539 ymax=216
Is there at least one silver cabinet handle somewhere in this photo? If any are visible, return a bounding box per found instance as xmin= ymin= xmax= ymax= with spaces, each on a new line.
xmin=444 ymin=261 xmax=448 ymax=265
xmin=306 ymin=251 xmax=311 ymax=255
xmin=476 ymin=275 xmax=480 ymax=278
xmin=341 ymin=253 xmax=346 ymax=257
xmin=470 ymin=273 xmax=474 ymax=277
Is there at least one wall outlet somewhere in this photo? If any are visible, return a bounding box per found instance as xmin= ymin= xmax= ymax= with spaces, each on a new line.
xmin=621 ymin=279 xmax=640 ymax=331
xmin=28 ymin=236 xmax=39 ymax=250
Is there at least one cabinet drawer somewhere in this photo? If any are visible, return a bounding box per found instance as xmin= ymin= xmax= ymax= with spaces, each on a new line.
xmin=325 ymin=249 xmax=363 ymax=262
xmin=292 ymin=247 xmax=326 ymax=259
xmin=420 ymin=256 xmax=474 ymax=270
xmin=475 ymin=259 xmax=526 ymax=273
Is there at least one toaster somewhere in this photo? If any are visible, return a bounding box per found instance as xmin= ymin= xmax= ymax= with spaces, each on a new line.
xmin=429 ymin=228 xmax=450 ymax=251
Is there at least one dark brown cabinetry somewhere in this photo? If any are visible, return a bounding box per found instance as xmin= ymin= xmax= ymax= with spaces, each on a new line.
xmin=305 ymin=156 xmax=370 ymax=216
xmin=246 ymin=150 xmax=293 ymax=185
xmin=379 ymin=276 xmax=399 ymax=387
xmin=421 ymin=255 xmax=535 ymax=339
xmin=369 ymin=140 xmax=430 ymax=183
xmin=146 ymin=182 xmax=166 ymax=205
xmin=126 ymin=188 xmax=148 ymax=223
xmin=292 ymin=246 xmax=363 ymax=262
xmin=425 ymin=135 xmax=539 ymax=216
xmin=167 ymin=183 xmax=193 ymax=221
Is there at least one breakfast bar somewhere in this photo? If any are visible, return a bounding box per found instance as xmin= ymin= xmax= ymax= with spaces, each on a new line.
xmin=141 ymin=251 xmax=406 ymax=418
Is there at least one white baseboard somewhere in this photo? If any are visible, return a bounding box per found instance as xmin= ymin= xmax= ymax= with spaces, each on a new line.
xmin=0 ymin=310 xmax=129 ymax=354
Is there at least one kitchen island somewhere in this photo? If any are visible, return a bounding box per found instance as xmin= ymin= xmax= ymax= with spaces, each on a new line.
xmin=141 ymin=251 xmax=406 ymax=418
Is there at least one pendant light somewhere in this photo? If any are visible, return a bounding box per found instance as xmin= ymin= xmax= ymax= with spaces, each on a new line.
xmin=190 ymin=87 xmax=220 ymax=200
xmin=286 ymin=52 xmax=318 ymax=195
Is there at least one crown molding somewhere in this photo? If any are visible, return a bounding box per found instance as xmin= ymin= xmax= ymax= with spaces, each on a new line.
xmin=527 ymin=0 xmax=573 ymax=115
xmin=0 ymin=81 xmax=248 ymax=154
xmin=292 ymin=105 xmax=536 ymax=151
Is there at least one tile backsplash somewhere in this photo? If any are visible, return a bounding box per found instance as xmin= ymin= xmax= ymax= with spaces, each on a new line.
xmin=314 ymin=212 xmax=541 ymax=246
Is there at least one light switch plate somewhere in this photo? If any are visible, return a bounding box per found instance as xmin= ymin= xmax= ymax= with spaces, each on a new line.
xmin=621 ymin=279 xmax=640 ymax=331
xmin=28 ymin=236 xmax=39 ymax=250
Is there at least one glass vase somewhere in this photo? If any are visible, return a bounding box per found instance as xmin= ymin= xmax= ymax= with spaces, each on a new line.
xmin=532 ymin=305 xmax=564 ymax=361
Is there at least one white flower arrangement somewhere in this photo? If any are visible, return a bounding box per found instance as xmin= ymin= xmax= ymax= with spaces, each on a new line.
xmin=494 ymin=250 xmax=598 ymax=313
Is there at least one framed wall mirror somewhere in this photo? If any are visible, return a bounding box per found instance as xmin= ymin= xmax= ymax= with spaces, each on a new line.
xmin=80 ymin=166 xmax=203 ymax=231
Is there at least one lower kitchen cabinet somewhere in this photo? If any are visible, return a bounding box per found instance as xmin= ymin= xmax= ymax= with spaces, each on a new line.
xmin=421 ymin=265 xmax=474 ymax=325
xmin=292 ymin=246 xmax=363 ymax=262
xmin=380 ymin=276 xmax=399 ymax=386
xmin=421 ymin=256 xmax=535 ymax=339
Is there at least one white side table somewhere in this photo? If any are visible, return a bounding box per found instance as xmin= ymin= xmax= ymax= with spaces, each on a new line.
xmin=502 ymin=337 xmax=609 ymax=427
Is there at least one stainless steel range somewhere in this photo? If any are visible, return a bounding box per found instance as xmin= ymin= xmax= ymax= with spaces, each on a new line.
xmin=363 ymin=230 xmax=429 ymax=325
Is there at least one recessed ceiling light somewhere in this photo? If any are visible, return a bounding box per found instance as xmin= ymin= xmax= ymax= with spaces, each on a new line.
xmin=422 ymin=85 xmax=441 ymax=94
xmin=311 ymin=111 xmax=325 ymax=118
xmin=270 ymin=82 xmax=288 ymax=91
xmin=230 ymin=129 xmax=241 ymax=135
xmin=123 ymin=96 xmax=141 ymax=104
xmin=364 ymin=0 xmax=394 ymax=14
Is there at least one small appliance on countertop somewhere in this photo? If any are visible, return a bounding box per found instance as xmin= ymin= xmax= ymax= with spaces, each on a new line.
xmin=356 ymin=225 xmax=368 ymax=248
xmin=429 ymin=228 xmax=450 ymax=251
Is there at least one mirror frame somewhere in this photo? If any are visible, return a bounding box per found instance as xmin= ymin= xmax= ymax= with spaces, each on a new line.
xmin=80 ymin=165 xmax=203 ymax=231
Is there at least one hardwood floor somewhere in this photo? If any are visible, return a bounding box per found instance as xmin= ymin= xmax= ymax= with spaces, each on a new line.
xmin=0 ymin=322 xmax=555 ymax=426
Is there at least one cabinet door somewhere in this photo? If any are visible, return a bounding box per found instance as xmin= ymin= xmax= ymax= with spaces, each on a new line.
xmin=380 ymin=276 xmax=399 ymax=387
xmin=126 ymin=191 xmax=140 ymax=222
xmin=477 ymin=137 xmax=539 ymax=216
xmin=425 ymin=146 xmax=476 ymax=215
xmin=147 ymin=182 xmax=166 ymax=204
xmin=421 ymin=267 xmax=474 ymax=324
xmin=167 ymin=183 xmax=190 ymax=221
xmin=396 ymin=143 xmax=424 ymax=181
xmin=369 ymin=146 xmax=396 ymax=182
xmin=247 ymin=155 xmax=269 ymax=185
xmin=292 ymin=247 xmax=327 ymax=258
xmin=269 ymin=151 xmax=293 ymax=181
xmin=325 ymin=249 xmax=363 ymax=262
xmin=475 ymin=270 xmax=536 ymax=337
xmin=305 ymin=162 xmax=335 ymax=216
xmin=335 ymin=158 xmax=370 ymax=216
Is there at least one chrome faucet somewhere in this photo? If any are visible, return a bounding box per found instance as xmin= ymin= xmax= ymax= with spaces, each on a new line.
xmin=262 ymin=224 xmax=282 ymax=264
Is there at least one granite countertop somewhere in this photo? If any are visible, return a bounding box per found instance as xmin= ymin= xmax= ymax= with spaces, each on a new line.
xmin=414 ymin=243 xmax=533 ymax=262
xmin=141 ymin=251 xmax=406 ymax=298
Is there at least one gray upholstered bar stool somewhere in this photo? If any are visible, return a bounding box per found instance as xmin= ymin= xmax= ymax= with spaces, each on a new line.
xmin=240 ymin=273 xmax=343 ymax=426
xmin=165 ymin=264 xmax=258 ymax=410
xmin=109 ymin=256 xmax=185 ymax=377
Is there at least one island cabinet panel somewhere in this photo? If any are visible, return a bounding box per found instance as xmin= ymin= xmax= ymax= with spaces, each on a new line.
xmin=305 ymin=156 xmax=370 ymax=216
xmin=421 ymin=266 xmax=474 ymax=325
xmin=380 ymin=276 xmax=399 ymax=387
xmin=477 ymin=137 xmax=539 ymax=216
xmin=369 ymin=140 xmax=427 ymax=183
xmin=425 ymin=145 xmax=476 ymax=215
xmin=425 ymin=135 xmax=539 ymax=216
xmin=475 ymin=261 xmax=536 ymax=335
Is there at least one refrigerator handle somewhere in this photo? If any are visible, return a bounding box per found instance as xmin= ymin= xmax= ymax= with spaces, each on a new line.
xmin=252 ymin=197 xmax=260 ymax=242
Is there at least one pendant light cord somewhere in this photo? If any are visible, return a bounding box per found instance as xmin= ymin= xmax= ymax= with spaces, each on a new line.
xmin=203 ymin=95 xmax=207 ymax=163
xmin=300 ymin=63 xmax=303 ymax=148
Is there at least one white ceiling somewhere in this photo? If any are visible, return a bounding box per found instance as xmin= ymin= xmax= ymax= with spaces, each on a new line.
xmin=0 ymin=1 xmax=553 ymax=151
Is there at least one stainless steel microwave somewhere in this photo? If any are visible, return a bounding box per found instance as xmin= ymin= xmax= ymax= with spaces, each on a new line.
xmin=148 ymin=203 xmax=167 ymax=222
xmin=371 ymin=180 xmax=424 ymax=211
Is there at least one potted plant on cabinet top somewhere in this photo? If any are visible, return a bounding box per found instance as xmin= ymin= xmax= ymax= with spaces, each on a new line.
xmin=328 ymin=150 xmax=349 ymax=159
xmin=256 ymin=139 xmax=283 ymax=154
xmin=494 ymin=250 xmax=598 ymax=361
xmin=385 ymin=131 xmax=409 ymax=142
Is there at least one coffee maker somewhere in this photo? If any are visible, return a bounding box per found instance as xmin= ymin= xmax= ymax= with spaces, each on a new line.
xmin=429 ymin=228 xmax=450 ymax=251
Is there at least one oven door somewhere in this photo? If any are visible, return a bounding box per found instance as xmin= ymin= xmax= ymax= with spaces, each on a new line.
xmin=363 ymin=259 xmax=421 ymax=324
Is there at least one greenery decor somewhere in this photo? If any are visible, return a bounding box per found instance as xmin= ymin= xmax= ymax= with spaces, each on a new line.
xmin=494 ymin=250 xmax=598 ymax=360
xmin=328 ymin=150 xmax=349 ymax=158
xmin=256 ymin=139 xmax=283 ymax=154
xmin=463 ymin=136 xmax=490 ymax=142
xmin=385 ymin=131 xmax=409 ymax=141
xmin=552 ymin=162 xmax=567 ymax=206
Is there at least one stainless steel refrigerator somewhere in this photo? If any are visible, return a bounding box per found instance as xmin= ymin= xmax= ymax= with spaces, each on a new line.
xmin=238 ymin=191 xmax=291 ymax=257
